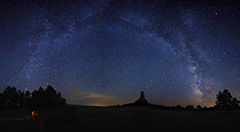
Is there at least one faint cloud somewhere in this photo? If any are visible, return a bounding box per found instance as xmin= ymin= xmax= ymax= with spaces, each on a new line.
xmin=83 ymin=104 xmax=109 ymax=107
xmin=69 ymin=88 xmax=114 ymax=99
xmin=85 ymin=93 xmax=114 ymax=99
xmin=68 ymin=88 xmax=133 ymax=106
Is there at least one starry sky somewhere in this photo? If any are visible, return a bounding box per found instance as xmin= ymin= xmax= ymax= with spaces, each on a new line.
xmin=1 ymin=0 xmax=240 ymax=107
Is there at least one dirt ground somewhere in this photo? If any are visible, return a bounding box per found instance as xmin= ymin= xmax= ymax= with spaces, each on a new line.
xmin=0 ymin=105 xmax=240 ymax=132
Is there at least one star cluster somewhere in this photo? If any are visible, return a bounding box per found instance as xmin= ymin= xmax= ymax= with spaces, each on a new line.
xmin=1 ymin=0 xmax=240 ymax=107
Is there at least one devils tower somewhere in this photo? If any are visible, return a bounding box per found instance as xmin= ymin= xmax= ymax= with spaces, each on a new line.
xmin=131 ymin=91 xmax=149 ymax=107
xmin=122 ymin=91 xmax=150 ymax=107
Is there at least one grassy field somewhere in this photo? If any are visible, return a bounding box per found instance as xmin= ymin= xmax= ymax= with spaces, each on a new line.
xmin=0 ymin=105 xmax=240 ymax=132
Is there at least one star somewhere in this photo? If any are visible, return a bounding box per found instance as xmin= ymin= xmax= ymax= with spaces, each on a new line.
xmin=0 ymin=0 xmax=239 ymax=107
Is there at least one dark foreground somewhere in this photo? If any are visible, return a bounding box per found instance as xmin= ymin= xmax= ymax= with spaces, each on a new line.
xmin=0 ymin=105 xmax=240 ymax=132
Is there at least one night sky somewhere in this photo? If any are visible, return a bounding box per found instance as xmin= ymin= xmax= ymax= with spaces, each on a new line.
xmin=1 ymin=0 xmax=240 ymax=107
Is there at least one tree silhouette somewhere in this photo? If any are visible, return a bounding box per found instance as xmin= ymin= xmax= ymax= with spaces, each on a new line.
xmin=46 ymin=85 xmax=66 ymax=106
xmin=215 ymin=89 xmax=239 ymax=111
xmin=2 ymin=86 xmax=19 ymax=109
xmin=17 ymin=90 xmax=25 ymax=108
xmin=215 ymin=89 xmax=232 ymax=108
xmin=0 ymin=93 xmax=4 ymax=110
xmin=25 ymin=90 xmax=31 ymax=107
xmin=196 ymin=105 xmax=202 ymax=110
xmin=185 ymin=105 xmax=194 ymax=110
xmin=0 ymin=85 xmax=66 ymax=110
xmin=176 ymin=105 xmax=184 ymax=110
xmin=230 ymin=97 xmax=239 ymax=109
xmin=31 ymin=85 xmax=66 ymax=107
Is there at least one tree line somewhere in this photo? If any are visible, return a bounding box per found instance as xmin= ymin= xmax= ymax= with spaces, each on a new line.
xmin=180 ymin=89 xmax=239 ymax=111
xmin=0 ymin=85 xmax=239 ymax=111
xmin=173 ymin=89 xmax=239 ymax=111
xmin=214 ymin=89 xmax=239 ymax=111
xmin=120 ymin=89 xmax=240 ymax=111
xmin=183 ymin=89 xmax=239 ymax=111
xmin=0 ymin=85 xmax=66 ymax=110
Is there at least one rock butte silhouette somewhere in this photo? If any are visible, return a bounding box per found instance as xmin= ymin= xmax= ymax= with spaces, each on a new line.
xmin=134 ymin=91 xmax=149 ymax=106
xmin=123 ymin=91 xmax=150 ymax=107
